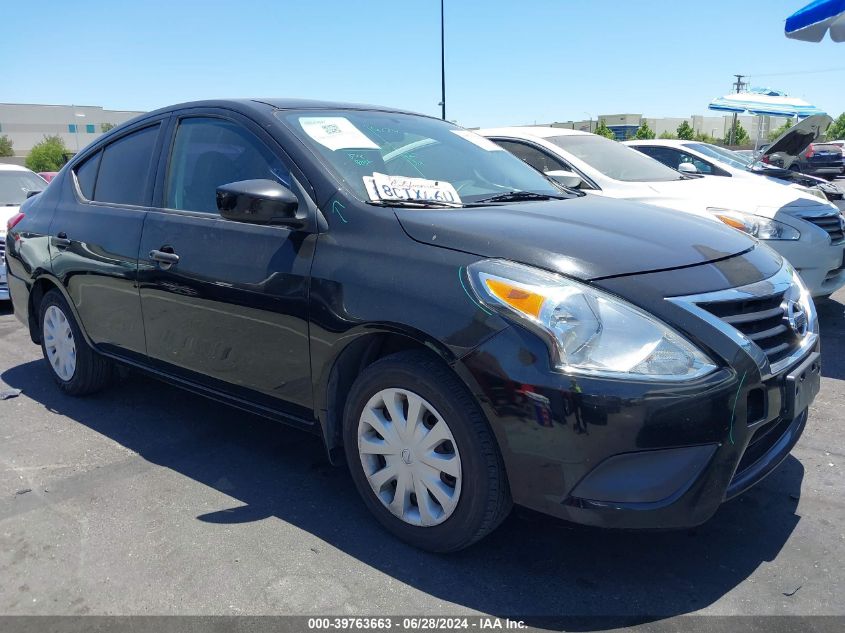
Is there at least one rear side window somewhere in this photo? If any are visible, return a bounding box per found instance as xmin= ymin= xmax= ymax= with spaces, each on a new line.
xmin=74 ymin=151 xmax=101 ymax=200
xmin=93 ymin=124 xmax=160 ymax=206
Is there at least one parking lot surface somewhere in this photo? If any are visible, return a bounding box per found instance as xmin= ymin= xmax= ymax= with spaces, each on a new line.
xmin=0 ymin=286 xmax=843 ymax=625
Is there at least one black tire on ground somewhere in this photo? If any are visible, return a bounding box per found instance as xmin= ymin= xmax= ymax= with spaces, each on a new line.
xmin=38 ymin=289 xmax=113 ymax=396
xmin=343 ymin=350 xmax=511 ymax=552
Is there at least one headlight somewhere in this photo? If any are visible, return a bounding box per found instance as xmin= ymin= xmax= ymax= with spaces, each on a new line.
xmin=467 ymin=259 xmax=716 ymax=381
xmin=707 ymin=208 xmax=800 ymax=240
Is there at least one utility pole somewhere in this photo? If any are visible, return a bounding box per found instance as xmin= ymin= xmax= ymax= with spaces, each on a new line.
xmin=729 ymin=74 xmax=746 ymax=145
xmin=439 ymin=0 xmax=446 ymax=120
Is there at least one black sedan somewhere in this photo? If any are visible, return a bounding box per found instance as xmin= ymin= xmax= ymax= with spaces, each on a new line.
xmin=5 ymin=99 xmax=820 ymax=551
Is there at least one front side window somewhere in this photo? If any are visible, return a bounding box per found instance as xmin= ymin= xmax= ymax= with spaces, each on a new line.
xmin=93 ymin=124 xmax=160 ymax=206
xmin=277 ymin=110 xmax=561 ymax=204
xmin=548 ymin=135 xmax=684 ymax=182
xmin=0 ymin=170 xmax=47 ymax=205
xmin=165 ymin=117 xmax=291 ymax=214
xmin=636 ymin=146 xmax=714 ymax=175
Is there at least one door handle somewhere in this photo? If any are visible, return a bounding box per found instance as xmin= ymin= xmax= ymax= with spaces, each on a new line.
xmin=149 ymin=249 xmax=180 ymax=267
xmin=53 ymin=232 xmax=71 ymax=248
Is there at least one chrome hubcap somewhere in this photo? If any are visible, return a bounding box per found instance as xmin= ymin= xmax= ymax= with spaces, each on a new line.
xmin=358 ymin=388 xmax=462 ymax=527
xmin=43 ymin=305 xmax=76 ymax=382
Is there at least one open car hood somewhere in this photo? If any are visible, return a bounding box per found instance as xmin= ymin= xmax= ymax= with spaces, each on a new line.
xmin=395 ymin=194 xmax=757 ymax=281
xmin=762 ymin=114 xmax=833 ymax=166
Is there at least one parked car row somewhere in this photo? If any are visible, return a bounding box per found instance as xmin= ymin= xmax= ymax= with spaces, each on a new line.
xmin=4 ymin=99 xmax=830 ymax=551
xmin=477 ymin=120 xmax=845 ymax=298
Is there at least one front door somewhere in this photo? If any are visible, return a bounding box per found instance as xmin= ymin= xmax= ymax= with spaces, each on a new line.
xmin=138 ymin=112 xmax=316 ymax=418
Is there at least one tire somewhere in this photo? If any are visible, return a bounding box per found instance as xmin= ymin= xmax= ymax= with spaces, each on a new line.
xmin=38 ymin=289 xmax=112 ymax=396
xmin=343 ymin=350 xmax=511 ymax=552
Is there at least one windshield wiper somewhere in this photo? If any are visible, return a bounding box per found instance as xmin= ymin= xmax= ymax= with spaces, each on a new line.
xmin=473 ymin=191 xmax=566 ymax=204
xmin=365 ymin=199 xmax=464 ymax=209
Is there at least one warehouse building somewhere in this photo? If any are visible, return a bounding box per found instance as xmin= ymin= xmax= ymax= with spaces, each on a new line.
xmin=0 ymin=103 xmax=144 ymax=164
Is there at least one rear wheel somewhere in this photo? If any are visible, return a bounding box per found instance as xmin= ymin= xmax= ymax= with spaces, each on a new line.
xmin=38 ymin=289 xmax=112 ymax=395
xmin=343 ymin=350 xmax=511 ymax=552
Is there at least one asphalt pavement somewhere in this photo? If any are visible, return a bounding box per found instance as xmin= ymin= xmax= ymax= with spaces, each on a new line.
xmin=0 ymin=286 xmax=843 ymax=627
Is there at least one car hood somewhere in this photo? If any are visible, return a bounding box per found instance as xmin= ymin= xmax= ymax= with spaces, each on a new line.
xmin=762 ymin=114 xmax=833 ymax=166
xmin=595 ymin=176 xmax=835 ymax=218
xmin=395 ymin=195 xmax=757 ymax=281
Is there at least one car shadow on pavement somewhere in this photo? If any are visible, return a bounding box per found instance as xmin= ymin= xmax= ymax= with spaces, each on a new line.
xmin=2 ymin=359 xmax=805 ymax=629
xmin=817 ymin=295 xmax=845 ymax=380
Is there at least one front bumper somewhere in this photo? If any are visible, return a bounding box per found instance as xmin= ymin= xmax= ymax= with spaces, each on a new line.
xmin=766 ymin=232 xmax=845 ymax=297
xmin=458 ymin=319 xmax=819 ymax=530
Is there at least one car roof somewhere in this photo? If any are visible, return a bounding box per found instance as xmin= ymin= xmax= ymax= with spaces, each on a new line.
xmin=0 ymin=163 xmax=32 ymax=172
xmin=142 ymin=98 xmax=428 ymax=119
xmin=478 ymin=126 xmax=592 ymax=139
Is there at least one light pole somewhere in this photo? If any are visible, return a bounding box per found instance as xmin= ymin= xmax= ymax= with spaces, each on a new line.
xmin=439 ymin=0 xmax=446 ymax=120
xmin=583 ymin=112 xmax=593 ymax=133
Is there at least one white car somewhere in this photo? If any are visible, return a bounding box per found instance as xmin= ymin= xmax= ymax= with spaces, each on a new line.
xmin=625 ymin=138 xmax=835 ymax=200
xmin=0 ymin=164 xmax=48 ymax=300
xmin=478 ymin=126 xmax=845 ymax=298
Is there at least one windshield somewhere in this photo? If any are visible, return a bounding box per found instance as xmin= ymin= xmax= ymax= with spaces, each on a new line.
xmin=277 ymin=110 xmax=562 ymax=204
xmin=0 ymin=170 xmax=47 ymax=205
xmin=548 ymin=134 xmax=684 ymax=182
xmin=685 ymin=142 xmax=752 ymax=168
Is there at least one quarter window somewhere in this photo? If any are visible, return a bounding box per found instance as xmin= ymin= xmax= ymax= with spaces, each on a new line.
xmin=165 ymin=117 xmax=292 ymax=214
xmin=494 ymin=140 xmax=568 ymax=174
xmin=92 ymin=124 xmax=160 ymax=206
xmin=74 ymin=150 xmax=101 ymax=200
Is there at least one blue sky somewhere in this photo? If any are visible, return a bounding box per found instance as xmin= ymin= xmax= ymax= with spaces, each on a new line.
xmin=3 ymin=0 xmax=843 ymax=127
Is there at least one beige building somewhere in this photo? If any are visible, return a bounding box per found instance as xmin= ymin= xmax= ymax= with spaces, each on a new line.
xmin=547 ymin=113 xmax=791 ymax=144
xmin=0 ymin=103 xmax=145 ymax=163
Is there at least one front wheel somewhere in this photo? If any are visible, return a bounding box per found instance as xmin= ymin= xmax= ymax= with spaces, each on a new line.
xmin=39 ymin=289 xmax=113 ymax=395
xmin=343 ymin=350 xmax=511 ymax=552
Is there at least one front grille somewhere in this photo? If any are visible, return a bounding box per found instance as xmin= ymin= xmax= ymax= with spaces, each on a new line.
xmin=697 ymin=291 xmax=800 ymax=366
xmin=803 ymin=213 xmax=845 ymax=244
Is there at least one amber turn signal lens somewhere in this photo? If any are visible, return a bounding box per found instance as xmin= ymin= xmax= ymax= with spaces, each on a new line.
xmin=484 ymin=278 xmax=545 ymax=318
xmin=715 ymin=215 xmax=746 ymax=231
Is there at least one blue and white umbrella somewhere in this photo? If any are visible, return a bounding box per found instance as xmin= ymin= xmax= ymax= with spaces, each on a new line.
xmin=708 ymin=88 xmax=826 ymax=118
xmin=786 ymin=0 xmax=845 ymax=42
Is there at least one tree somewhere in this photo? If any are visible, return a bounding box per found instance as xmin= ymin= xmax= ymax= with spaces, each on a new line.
xmin=676 ymin=120 xmax=695 ymax=140
xmin=768 ymin=120 xmax=793 ymax=142
xmin=101 ymin=122 xmax=115 ymax=133
xmin=593 ymin=119 xmax=616 ymax=140
xmin=25 ymin=135 xmax=67 ymax=172
xmin=725 ymin=120 xmax=749 ymax=145
xmin=694 ymin=131 xmax=721 ymax=144
xmin=658 ymin=130 xmax=677 ymax=139
xmin=0 ymin=135 xmax=13 ymax=157
xmin=634 ymin=120 xmax=656 ymax=140
xmin=825 ymin=112 xmax=845 ymax=141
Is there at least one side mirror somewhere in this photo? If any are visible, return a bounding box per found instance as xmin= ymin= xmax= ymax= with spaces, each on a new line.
xmin=545 ymin=169 xmax=582 ymax=188
xmin=216 ymin=179 xmax=301 ymax=226
xmin=677 ymin=162 xmax=699 ymax=174
xmin=26 ymin=190 xmax=43 ymax=199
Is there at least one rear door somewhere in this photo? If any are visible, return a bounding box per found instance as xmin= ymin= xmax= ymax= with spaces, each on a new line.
xmin=138 ymin=109 xmax=316 ymax=418
xmin=50 ymin=117 xmax=168 ymax=360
